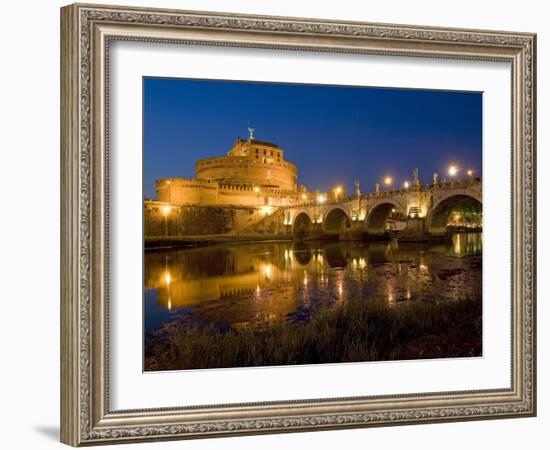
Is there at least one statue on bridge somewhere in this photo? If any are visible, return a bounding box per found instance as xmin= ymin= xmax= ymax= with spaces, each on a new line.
xmin=413 ymin=168 xmax=420 ymax=188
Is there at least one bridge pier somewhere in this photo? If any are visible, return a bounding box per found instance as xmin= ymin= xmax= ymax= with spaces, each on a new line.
xmin=397 ymin=218 xmax=428 ymax=242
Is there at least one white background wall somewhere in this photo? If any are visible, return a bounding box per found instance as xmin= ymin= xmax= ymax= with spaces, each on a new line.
xmin=0 ymin=0 xmax=546 ymax=449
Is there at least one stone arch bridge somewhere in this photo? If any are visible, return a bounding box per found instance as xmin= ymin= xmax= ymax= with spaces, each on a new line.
xmin=280 ymin=177 xmax=482 ymax=241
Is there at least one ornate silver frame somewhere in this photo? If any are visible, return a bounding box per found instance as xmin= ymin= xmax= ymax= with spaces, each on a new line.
xmin=60 ymin=3 xmax=536 ymax=446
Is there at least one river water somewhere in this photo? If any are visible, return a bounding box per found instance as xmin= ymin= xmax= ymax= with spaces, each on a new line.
xmin=144 ymin=233 xmax=482 ymax=334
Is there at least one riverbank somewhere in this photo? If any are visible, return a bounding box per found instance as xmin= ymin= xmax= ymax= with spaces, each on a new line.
xmin=145 ymin=295 xmax=482 ymax=371
xmin=145 ymin=234 xmax=293 ymax=249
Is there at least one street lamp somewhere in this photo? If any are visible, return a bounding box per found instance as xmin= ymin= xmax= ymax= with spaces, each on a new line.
xmin=333 ymin=185 xmax=343 ymax=200
xmin=317 ymin=194 xmax=326 ymax=204
xmin=403 ymin=181 xmax=410 ymax=189
xmin=448 ymin=165 xmax=459 ymax=177
xmin=467 ymin=168 xmax=474 ymax=177
xmin=383 ymin=176 xmax=393 ymax=189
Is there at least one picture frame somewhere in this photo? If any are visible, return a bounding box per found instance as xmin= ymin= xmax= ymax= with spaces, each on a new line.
xmin=60 ymin=2 xmax=536 ymax=446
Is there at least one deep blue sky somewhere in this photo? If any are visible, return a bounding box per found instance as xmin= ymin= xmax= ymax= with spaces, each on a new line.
xmin=143 ymin=77 xmax=482 ymax=198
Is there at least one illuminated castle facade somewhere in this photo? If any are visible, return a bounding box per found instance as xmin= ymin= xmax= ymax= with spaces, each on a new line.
xmin=155 ymin=129 xmax=311 ymax=207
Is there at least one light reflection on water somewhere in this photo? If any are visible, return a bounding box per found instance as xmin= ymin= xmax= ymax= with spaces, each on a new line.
xmin=144 ymin=233 xmax=482 ymax=333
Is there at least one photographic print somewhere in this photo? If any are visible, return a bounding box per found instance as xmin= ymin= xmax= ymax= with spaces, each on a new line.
xmin=143 ymin=78 xmax=483 ymax=372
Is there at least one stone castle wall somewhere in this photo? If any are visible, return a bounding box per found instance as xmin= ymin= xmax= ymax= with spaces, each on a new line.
xmin=156 ymin=178 xmax=309 ymax=207
xmin=144 ymin=201 xmax=285 ymax=237
xmin=196 ymin=157 xmax=297 ymax=190
xmin=156 ymin=178 xmax=218 ymax=205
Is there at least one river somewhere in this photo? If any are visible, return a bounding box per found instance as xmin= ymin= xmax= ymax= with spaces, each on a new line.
xmin=144 ymin=233 xmax=482 ymax=334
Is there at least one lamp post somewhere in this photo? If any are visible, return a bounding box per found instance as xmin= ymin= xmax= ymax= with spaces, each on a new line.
xmin=333 ymin=185 xmax=343 ymax=201
xmin=383 ymin=176 xmax=393 ymax=190
xmin=316 ymin=194 xmax=325 ymax=225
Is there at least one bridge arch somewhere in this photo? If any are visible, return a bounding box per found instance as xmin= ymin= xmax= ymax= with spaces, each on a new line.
xmin=428 ymin=193 xmax=482 ymax=235
xmin=365 ymin=201 xmax=402 ymax=235
xmin=323 ymin=207 xmax=351 ymax=235
xmin=292 ymin=211 xmax=314 ymax=236
xmin=290 ymin=241 xmax=313 ymax=265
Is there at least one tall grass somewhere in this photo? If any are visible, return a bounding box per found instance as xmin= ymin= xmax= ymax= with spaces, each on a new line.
xmin=145 ymin=297 xmax=482 ymax=371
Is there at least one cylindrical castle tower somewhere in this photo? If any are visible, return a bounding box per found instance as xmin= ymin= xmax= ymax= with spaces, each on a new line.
xmin=195 ymin=138 xmax=297 ymax=190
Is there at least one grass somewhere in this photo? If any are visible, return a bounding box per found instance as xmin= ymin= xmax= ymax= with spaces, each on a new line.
xmin=144 ymin=296 xmax=482 ymax=371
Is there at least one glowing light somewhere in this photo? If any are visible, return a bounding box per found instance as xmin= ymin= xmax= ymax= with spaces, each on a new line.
xmin=317 ymin=194 xmax=326 ymax=204
xmin=302 ymin=194 xmax=307 ymax=201
xmin=383 ymin=176 xmax=393 ymax=186
xmin=448 ymin=165 xmax=459 ymax=177
xmin=454 ymin=233 xmax=462 ymax=254
xmin=260 ymin=206 xmax=273 ymax=216
xmin=467 ymin=169 xmax=474 ymax=176
xmin=262 ymin=264 xmax=273 ymax=279
xmin=164 ymin=272 xmax=171 ymax=286
xmin=253 ymin=186 xmax=260 ymax=193
xmin=403 ymin=181 xmax=410 ymax=189
xmin=162 ymin=205 xmax=171 ymax=216
xmin=168 ymin=298 xmax=172 ymax=310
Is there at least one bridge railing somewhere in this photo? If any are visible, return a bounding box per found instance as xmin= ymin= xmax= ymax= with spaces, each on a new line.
xmin=279 ymin=177 xmax=481 ymax=210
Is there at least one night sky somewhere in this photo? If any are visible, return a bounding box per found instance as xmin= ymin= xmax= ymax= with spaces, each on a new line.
xmin=143 ymin=77 xmax=482 ymax=199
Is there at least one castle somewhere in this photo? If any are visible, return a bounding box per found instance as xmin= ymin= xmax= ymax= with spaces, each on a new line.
xmin=154 ymin=129 xmax=312 ymax=208
xmin=144 ymin=129 xmax=482 ymax=241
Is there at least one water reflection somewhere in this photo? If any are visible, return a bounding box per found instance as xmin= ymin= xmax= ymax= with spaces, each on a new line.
xmin=144 ymin=233 xmax=482 ymax=333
